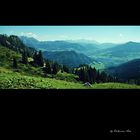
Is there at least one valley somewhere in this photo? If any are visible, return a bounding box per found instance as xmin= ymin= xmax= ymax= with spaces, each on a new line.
xmin=20 ymin=36 xmax=140 ymax=68
xmin=1 ymin=32 xmax=140 ymax=89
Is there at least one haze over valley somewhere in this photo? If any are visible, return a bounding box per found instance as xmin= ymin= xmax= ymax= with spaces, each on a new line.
xmin=20 ymin=36 xmax=140 ymax=68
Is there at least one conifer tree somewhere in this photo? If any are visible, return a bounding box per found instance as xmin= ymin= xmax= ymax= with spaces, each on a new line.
xmin=52 ymin=62 xmax=60 ymax=75
xmin=33 ymin=51 xmax=38 ymax=66
xmin=96 ymin=70 xmax=100 ymax=83
xmin=45 ymin=60 xmax=52 ymax=74
xmin=22 ymin=51 xmax=28 ymax=64
xmin=92 ymin=67 xmax=97 ymax=83
xmin=81 ymin=68 xmax=87 ymax=82
xmin=33 ymin=51 xmax=44 ymax=67
xmin=63 ymin=65 xmax=70 ymax=73
xmin=13 ymin=58 xmax=18 ymax=69
xmin=100 ymin=71 xmax=107 ymax=83
xmin=38 ymin=50 xmax=44 ymax=67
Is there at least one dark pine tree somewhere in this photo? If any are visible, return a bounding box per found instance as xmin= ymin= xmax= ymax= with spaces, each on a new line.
xmin=96 ymin=70 xmax=101 ymax=83
xmin=108 ymin=74 xmax=116 ymax=82
xmin=92 ymin=67 xmax=97 ymax=83
xmin=22 ymin=51 xmax=28 ymax=64
xmin=44 ymin=60 xmax=52 ymax=74
xmin=80 ymin=68 xmax=87 ymax=82
xmin=74 ymin=69 xmax=78 ymax=75
xmin=63 ymin=65 xmax=70 ymax=73
xmin=38 ymin=50 xmax=44 ymax=67
xmin=33 ymin=51 xmax=38 ymax=66
xmin=33 ymin=51 xmax=44 ymax=67
xmin=107 ymin=75 xmax=113 ymax=82
xmin=136 ymin=79 xmax=140 ymax=85
xmin=100 ymin=71 xmax=108 ymax=83
xmin=87 ymin=67 xmax=93 ymax=83
xmin=52 ymin=62 xmax=60 ymax=75
xmin=86 ymin=68 xmax=90 ymax=82
xmin=78 ymin=68 xmax=82 ymax=81
xmin=13 ymin=58 xmax=18 ymax=69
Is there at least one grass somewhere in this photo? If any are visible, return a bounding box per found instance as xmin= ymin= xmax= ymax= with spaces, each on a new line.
xmin=0 ymin=68 xmax=87 ymax=89
xmin=1 ymin=67 xmax=140 ymax=89
xmin=92 ymin=82 xmax=140 ymax=89
xmin=53 ymin=71 xmax=79 ymax=83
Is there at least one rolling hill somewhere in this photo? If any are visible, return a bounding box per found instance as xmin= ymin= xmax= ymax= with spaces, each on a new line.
xmin=0 ymin=45 xmax=21 ymax=68
xmin=103 ymin=41 xmax=140 ymax=57
xmin=0 ymin=35 xmax=36 ymax=57
xmin=43 ymin=50 xmax=93 ymax=67
xmin=106 ymin=58 xmax=140 ymax=80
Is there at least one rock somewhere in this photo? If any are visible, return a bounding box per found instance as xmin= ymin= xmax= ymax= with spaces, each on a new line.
xmin=84 ymin=82 xmax=92 ymax=87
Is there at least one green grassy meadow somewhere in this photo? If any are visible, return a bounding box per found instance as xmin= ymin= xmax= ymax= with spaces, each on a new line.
xmin=1 ymin=67 xmax=140 ymax=89
xmin=0 ymin=68 xmax=86 ymax=89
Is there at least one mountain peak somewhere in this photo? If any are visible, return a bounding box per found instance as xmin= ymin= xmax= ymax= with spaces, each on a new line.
xmin=125 ymin=41 xmax=140 ymax=46
xmin=127 ymin=41 xmax=135 ymax=44
xmin=126 ymin=41 xmax=140 ymax=44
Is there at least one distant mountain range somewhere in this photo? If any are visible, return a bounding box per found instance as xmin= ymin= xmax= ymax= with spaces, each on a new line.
xmin=20 ymin=36 xmax=140 ymax=68
xmin=20 ymin=36 xmax=99 ymax=55
xmin=92 ymin=41 xmax=140 ymax=67
xmin=20 ymin=36 xmax=118 ymax=52
xmin=98 ymin=43 xmax=119 ymax=49
xmin=66 ymin=39 xmax=100 ymax=45
xmin=102 ymin=41 xmax=140 ymax=57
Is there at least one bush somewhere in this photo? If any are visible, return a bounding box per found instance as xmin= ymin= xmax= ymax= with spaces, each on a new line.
xmin=54 ymin=71 xmax=79 ymax=82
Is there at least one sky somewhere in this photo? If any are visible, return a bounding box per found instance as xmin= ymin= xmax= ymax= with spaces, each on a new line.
xmin=0 ymin=26 xmax=140 ymax=43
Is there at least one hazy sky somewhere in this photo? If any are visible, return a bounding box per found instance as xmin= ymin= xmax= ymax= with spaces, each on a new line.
xmin=0 ymin=26 xmax=140 ymax=43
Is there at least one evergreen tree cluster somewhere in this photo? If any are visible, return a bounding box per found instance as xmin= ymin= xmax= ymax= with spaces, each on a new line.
xmin=125 ymin=78 xmax=140 ymax=85
xmin=74 ymin=65 xmax=118 ymax=84
xmin=13 ymin=58 xmax=18 ymax=69
xmin=32 ymin=50 xmax=44 ymax=67
xmin=43 ymin=60 xmax=71 ymax=75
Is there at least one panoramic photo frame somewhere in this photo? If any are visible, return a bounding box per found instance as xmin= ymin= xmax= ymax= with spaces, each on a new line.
xmin=0 ymin=26 xmax=140 ymax=89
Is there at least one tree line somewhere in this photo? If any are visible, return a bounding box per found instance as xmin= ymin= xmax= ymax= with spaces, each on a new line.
xmin=12 ymin=49 xmax=120 ymax=84
xmin=12 ymin=49 xmax=71 ymax=75
xmin=73 ymin=65 xmax=119 ymax=84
